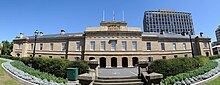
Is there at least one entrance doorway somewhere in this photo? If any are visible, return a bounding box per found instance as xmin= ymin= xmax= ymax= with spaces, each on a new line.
xmin=122 ymin=57 xmax=128 ymax=67
xmin=111 ymin=57 xmax=117 ymax=67
xmin=100 ymin=57 xmax=106 ymax=68
xmin=132 ymin=57 xmax=138 ymax=67
xmin=206 ymin=52 xmax=209 ymax=56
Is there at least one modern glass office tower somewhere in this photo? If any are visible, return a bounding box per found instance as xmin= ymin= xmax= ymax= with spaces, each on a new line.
xmin=143 ymin=10 xmax=195 ymax=35
xmin=215 ymin=25 xmax=220 ymax=45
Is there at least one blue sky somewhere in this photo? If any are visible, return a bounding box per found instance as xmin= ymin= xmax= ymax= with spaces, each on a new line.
xmin=0 ymin=0 xmax=219 ymax=42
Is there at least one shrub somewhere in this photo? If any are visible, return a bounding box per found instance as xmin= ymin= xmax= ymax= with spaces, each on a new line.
xmin=0 ymin=55 xmax=89 ymax=79
xmin=0 ymin=55 xmax=20 ymax=60
xmin=195 ymin=56 xmax=210 ymax=66
xmin=11 ymin=61 xmax=67 ymax=83
xmin=162 ymin=60 xmax=218 ymax=84
xmin=22 ymin=57 xmax=89 ymax=78
xmin=19 ymin=57 xmax=31 ymax=65
xmin=148 ymin=56 xmax=209 ymax=77
xmin=209 ymin=55 xmax=220 ymax=60
xmin=31 ymin=57 xmax=69 ymax=78
xmin=68 ymin=60 xmax=89 ymax=74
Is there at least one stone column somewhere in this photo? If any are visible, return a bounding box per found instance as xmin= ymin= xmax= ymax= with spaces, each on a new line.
xmin=88 ymin=59 xmax=99 ymax=78
xmin=106 ymin=57 xmax=111 ymax=68
xmin=118 ymin=57 xmax=122 ymax=68
xmin=138 ymin=60 xmax=148 ymax=77
xmin=145 ymin=72 xmax=163 ymax=85
xmin=78 ymin=59 xmax=99 ymax=85
xmin=128 ymin=57 xmax=133 ymax=67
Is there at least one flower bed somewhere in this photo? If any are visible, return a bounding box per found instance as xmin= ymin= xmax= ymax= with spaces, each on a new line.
xmin=6 ymin=61 xmax=67 ymax=84
xmin=162 ymin=59 xmax=220 ymax=85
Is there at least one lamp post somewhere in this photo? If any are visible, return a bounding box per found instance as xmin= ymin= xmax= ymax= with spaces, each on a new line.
xmin=33 ymin=30 xmax=39 ymax=58
xmin=31 ymin=30 xmax=38 ymax=67
xmin=188 ymin=31 xmax=195 ymax=58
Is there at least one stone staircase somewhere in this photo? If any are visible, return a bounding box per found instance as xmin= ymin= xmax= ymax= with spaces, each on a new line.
xmin=93 ymin=76 xmax=144 ymax=85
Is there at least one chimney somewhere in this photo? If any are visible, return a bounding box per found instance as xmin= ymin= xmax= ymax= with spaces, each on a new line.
xmin=40 ymin=32 xmax=43 ymax=36
xmin=15 ymin=36 xmax=19 ymax=39
xmin=60 ymin=29 xmax=65 ymax=35
xmin=200 ymin=32 xmax=203 ymax=37
xmin=160 ymin=30 xmax=165 ymax=35
xmin=20 ymin=32 xmax=24 ymax=38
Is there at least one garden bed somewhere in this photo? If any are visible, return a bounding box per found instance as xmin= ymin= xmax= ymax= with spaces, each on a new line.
xmin=2 ymin=60 xmax=67 ymax=85
xmin=162 ymin=59 xmax=220 ymax=85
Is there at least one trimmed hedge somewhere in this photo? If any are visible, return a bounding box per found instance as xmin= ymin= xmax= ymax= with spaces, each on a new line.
xmin=0 ymin=55 xmax=89 ymax=79
xmin=0 ymin=55 xmax=20 ymax=60
xmin=68 ymin=60 xmax=89 ymax=74
xmin=162 ymin=60 xmax=218 ymax=84
xmin=21 ymin=57 xmax=89 ymax=78
xmin=148 ymin=56 xmax=209 ymax=77
xmin=209 ymin=55 xmax=220 ymax=60
xmin=31 ymin=57 xmax=69 ymax=78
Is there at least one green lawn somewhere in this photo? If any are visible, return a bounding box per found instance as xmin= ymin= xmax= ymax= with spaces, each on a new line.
xmin=206 ymin=74 xmax=220 ymax=85
xmin=0 ymin=60 xmax=22 ymax=85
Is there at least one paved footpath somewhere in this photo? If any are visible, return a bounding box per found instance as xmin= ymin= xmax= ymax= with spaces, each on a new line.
xmin=98 ymin=67 xmax=138 ymax=77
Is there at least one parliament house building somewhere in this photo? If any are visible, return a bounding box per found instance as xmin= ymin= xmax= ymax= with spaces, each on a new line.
xmin=11 ymin=21 xmax=213 ymax=68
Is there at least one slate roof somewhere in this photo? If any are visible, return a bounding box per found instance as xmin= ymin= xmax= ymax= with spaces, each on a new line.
xmin=15 ymin=32 xmax=210 ymax=40
xmin=20 ymin=33 xmax=83 ymax=40
xmin=142 ymin=32 xmax=210 ymax=39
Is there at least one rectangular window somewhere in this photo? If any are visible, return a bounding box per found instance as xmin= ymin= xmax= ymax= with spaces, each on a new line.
xmin=204 ymin=42 xmax=208 ymax=48
xmin=90 ymin=41 xmax=95 ymax=51
xmin=174 ymin=55 xmax=178 ymax=58
xmin=183 ymin=43 xmax=186 ymax=50
xmin=147 ymin=57 xmax=153 ymax=62
xmin=132 ymin=41 xmax=137 ymax=51
xmin=62 ymin=43 xmax=66 ymax=51
xmin=30 ymin=43 xmax=34 ymax=50
xmin=40 ymin=43 xmax=43 ymax=50
xmin=75 ymin=57 xmax=80 ymax=61
xmin=185 ymin=54 xmax=188 ymax=57
xmin=162 ymin=56 xmax=166 ymax=59
xmin=100 ymin=41 xmax=106 ymax=51
xmin=50 ymin=43 xmax=53 ymax=51
xmin=122 ymin=41 xmax=127 ymax=51
xmin=161 ymin=43 xmax=165 ymax=50
xmin=111 ymin=41 xmax=116 ymax=51
xmin=49 ymin=56 xmax=52 ymax=58
xmin=76 ymin=42 xmax=81 ymax=51
xmin=173 ymin=43 xmax=176 ymax=50
xmin=146 ymin=42 xmax=151 ymax=50
xmin=18 ymin=44 xmax=21 ymax=49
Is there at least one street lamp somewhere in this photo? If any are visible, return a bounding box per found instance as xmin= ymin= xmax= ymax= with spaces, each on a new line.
xmin=188 ymin=31 xmax=195 ymax=58
xmin=33 ymin=30 xmax=39 ymax=58
xmin=30 ymin=30 xmax=39 ymax=67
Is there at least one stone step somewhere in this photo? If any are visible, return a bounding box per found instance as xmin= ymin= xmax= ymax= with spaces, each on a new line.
xmin=93 ymin=82 xmax=144 ymax=85
xmin=95 ymin=79 xmax=142 ymax=83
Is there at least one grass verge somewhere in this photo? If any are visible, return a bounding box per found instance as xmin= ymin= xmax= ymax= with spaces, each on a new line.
xmin=0 ymin=60 xmax=22 ymax=85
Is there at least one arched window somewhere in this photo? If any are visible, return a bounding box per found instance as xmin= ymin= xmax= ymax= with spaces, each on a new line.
xmin=89 ymin=57 xmax=95 ymax=60
xmin=111 ymin=57 xmax=117 ymax=67
xmin=100 ymin=57 xmax=106 ymax=68
xmin=132 ymin=57 xmax=138 ymax=67
xmin=122 ymin=57 xmax=128 ymax=67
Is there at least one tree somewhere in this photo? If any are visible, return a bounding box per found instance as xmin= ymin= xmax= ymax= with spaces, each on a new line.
xmin=1 ymin=40 xmax=13 ymax=55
